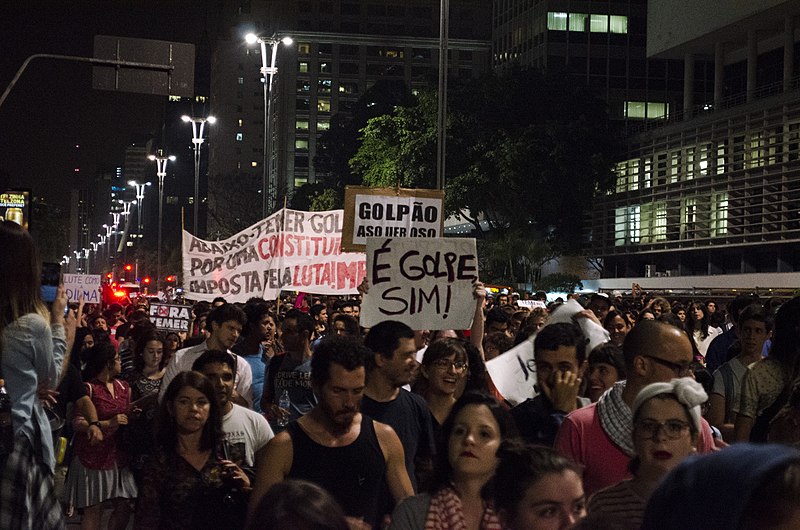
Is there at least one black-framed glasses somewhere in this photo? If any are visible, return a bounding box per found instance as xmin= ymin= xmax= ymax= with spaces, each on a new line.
xmin=432 ymin=359 xmax=468 ymax=373
xmin=635 ymin=419 xmax=691 ymax=440
xmin=644 ymin=355 xmax=693 ymax=376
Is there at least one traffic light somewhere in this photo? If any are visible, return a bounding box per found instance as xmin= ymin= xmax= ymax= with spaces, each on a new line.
xmin=124 ymin=264 xmax=133 ymax=272
xmin=142 ymin=277 xmax=151 ymax=285
xmin=106 ymin=272 xmax=113 ymax=279
xmin=166 ymin=275 xmax=175 ymax=283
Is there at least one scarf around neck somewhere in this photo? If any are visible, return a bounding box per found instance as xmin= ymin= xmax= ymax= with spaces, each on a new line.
xmin=424 ymin=486 xmax=502 ymax=530
xmin=597 ymin=380 xmax=635 ymax=457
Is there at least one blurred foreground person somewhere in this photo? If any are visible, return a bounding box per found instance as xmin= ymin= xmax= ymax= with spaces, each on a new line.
xmin=642 ymin=443 xmax=800 ymax=530
xmin=0 ymin=220 xmax=76 ymax=530
xmin=246 ymin=479 xmax=348 ymax=530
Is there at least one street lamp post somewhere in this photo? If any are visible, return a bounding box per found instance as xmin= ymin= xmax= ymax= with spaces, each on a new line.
xmin=245 ymin=32 xmax=293 ymax=217
xmin=181 ymin=115 xmax=215 ymax=235
xmin=127 ymin=180 xmax=151 ymax=234
xmin=148 ymin=152 xmax=176 ymax=292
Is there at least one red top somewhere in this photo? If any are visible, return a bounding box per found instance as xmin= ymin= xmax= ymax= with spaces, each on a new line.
xmin=75 ymin=379 xmax=130 ymax=470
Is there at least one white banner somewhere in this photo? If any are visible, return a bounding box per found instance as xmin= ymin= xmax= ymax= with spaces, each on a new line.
xmin=360 ymin=237 xmax=478 ymax=330
xmin=63 ymin=274 xmax=102 ymax=304
xmin=517 ymin=300 xmax=547 ymax=309
xmin=182 ymin=208 xmax=366 ymax=303
xmin=485 ymin=337 xmax=538 ymax=406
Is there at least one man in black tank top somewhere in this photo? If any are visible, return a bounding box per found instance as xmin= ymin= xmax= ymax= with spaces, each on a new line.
xmin=247 ymin=335 xmax=413 ymax=529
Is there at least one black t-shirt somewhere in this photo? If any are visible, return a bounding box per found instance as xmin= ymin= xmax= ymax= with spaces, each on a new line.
xmin=55 ymin=363 xmax=88 ymax=420
xmin=360 ymin=388 xmax=436 ymax=490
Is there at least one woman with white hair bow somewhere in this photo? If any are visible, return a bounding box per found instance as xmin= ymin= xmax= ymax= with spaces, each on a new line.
xmin=587 ymin=377 xmax=707 ymax=530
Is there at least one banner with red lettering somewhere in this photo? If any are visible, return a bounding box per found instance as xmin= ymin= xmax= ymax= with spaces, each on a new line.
xmin=182 ymin=208 xmax=366 ymax=302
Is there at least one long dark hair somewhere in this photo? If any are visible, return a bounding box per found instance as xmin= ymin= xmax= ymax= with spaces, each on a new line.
xmin=134 ymin=329 xmax=164 ymax=372
xmin=428 ymin=391 xmax=518 ymax=494
xmin=0 ymin=220 xmax=47 ymax=332
xmin=156 ymin=371 xmax=223 ymax=453
xmin=688 ymin=301 xmax=710 ymax=339
xmin=82 ymin=343 xmax=117 ymax=381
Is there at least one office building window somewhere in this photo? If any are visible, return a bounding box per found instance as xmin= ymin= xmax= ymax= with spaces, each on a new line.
xmin=251 ymin=161 xmax=258 ymax=167
xmin=590 ymin=14 xmax=608 ymax=33
xmin=299 ymin=61 xmax=309 ymax=73
xmin=569 ymin=13 xmax=587 ymax=32
xmin=318 ymin=79 xmax=332 ymax=94
xmin=642 ymin=157 xmax=652 ymax=188
xmin=547 ymin=12 xmax=568 ymax=31
xmin=295 ymin=139 xmax=309 ymax=150
xmin=319 ymin=62 xmax=332 ymax=73
xmin=711 ymin=192 xmax=728 ymax=237
xmin=685 ymin=147 xmax=695 ymax=180
xmin=294 ymin=177 xmax=309 ymax=187
xmin=669 ymin=151 xmax=680 ymax=183
xmin=296 ymin=119 xmax=309 ymax=131
xmin=298 ymin=43 xmax=311 ymax=55
xmin=317 ymin=98 xmax=331 ymax=112
xmin=624 ymin=101 xmax=669 ymax=120
xmin=235 ymin=133 xmax=243 ymax=141
xmin=615 ymin=205 xmax=640 ymax=246
xmin=339 ymin=82 xmax=359 ymax=94
xmin=317 ymin=119 xmax=330 ymax=131
xmin=716 ymin=140 xmax=727 ymax=174
xmin=297 ymin=80 xmax=311 ymax=92
xmin=681 ymin=197 xmax=697 ymax=238
xmin=340 ymin=62 xmax=359 ymax=75
xmin=609 ymin=15 xmax=628 ymax=34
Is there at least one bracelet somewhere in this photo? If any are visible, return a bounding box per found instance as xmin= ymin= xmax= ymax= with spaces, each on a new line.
xmin=89 ymin=421 xmax=101 ymax=428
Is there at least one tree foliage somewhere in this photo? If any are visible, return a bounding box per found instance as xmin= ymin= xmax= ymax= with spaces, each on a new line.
xmin=350 ymin=66 xmax=621 ymax=253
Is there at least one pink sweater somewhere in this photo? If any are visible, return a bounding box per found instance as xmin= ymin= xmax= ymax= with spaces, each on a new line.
xmin=555 ymin=402 xmax=717 ymax=497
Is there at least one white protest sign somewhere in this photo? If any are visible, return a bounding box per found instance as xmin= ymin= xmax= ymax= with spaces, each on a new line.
xmin=182 ymin=208 xmax=367 ymax=303
xmin=63 ymin=274 xmax=102 ymax=303
xmin=360 ymin=237 xmax=477 ymax=330
xmin=342 ymin=186 xmax=445 ymax=251
xmin=547 ymin=299 xmax=610 ymax=351
xmin=485 ymin=337 xmax=538 ymax=406
xmin=517 ymin=300 xmax=547 ymax=309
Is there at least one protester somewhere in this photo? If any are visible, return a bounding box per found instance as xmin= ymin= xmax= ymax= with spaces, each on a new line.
xmin=686 ymin=301 xmax=722 ymax=359
xmin=135 ymin=371 xmax=250 ymax=530
xmin=588 ymin=378 xmax=706 ymax=529
xmin=231 ymin=303 xmax=276 ymax=413
xmin=127 ymin=329 xmax=166 ymax=401
xmin=414 ymin=338 xmax=471 ymax=441
xmin=585 ymin=343 xmax=626 ymax=403
xmin=603 ymin=310 xmax=631 ymax=348
xmin=555 ymin=320 xmax=717 ymax=496
xmin=245 ymin=479 xmax=348 ymax=530
xmin=160 ymin=303 xmax=253 ymax=407
xmin=362 ymin=320 xmax=436 ymax=491
xmin=0 ymin=220 xmax=76 ymax=530
xmin=735 ymin=296 xmax=800 ymax=442
xmin=389 ymin=392 xmax=518 ymax=530
xmin=511 ymin=322 xmax=589 ymax=447
xmin=66 ymin=343 xmax=137 ymax=530
xmin=161 ymin=331 xmax=182 ymax=369
xmin=248 ymin=334 xmax=413 ymax=529
xmin=492 ymin=440 xmax=587 ymax=530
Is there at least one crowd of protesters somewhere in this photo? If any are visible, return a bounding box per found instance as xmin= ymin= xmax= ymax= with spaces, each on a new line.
xmin=4 ymin=217 xmax=800 ymax=529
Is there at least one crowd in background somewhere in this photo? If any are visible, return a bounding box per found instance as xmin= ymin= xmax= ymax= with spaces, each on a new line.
xmin=4 ymin=216 xmax=800 ymax=530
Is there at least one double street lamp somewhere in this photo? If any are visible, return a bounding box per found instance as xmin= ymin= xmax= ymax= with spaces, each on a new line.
xmin=127 ymin=180 xmax=151 ymax=234
xmin=148 ymin=152 xmax=176 ymax=292
xmin=245 ymin=32 xmax=293 ymax=217
xmin=181 ymin=115 xmax=215 ymax=235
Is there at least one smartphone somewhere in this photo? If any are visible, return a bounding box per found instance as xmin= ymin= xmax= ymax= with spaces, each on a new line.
xmin=40 ymin=262 xmax=61 ymax=303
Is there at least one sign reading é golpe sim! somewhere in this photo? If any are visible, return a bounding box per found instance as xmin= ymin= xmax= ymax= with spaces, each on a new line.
xmin=0 ymin=190 xmax=31 ymax=231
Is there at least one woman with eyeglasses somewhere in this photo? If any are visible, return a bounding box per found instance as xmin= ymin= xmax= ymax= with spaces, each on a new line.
xmin=587 ymin=378 xmax=707 ymax=530
xmin=413 ymin=338 xmax=471 ymax=443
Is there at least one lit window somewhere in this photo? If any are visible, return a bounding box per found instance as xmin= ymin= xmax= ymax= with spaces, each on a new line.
xmin=238 ymin=119 xmax=244 ymax=127
xmin=296 ymin=139 xmax=309 ymax=150
xmin=296 ymin=120 xmax=309 ymax=131
xmin=624 ymin=101 xmax=669 ymax=120
xmin=547 ymin=12 xmax=567 ymax=31
xmin=589 ymin=14 xmax=608 ymax=32
xmin=318 ymin=79 xmax=332 ymax=93
xmin=237 ymin=77 xmax=244 ymax=85
xmin=609 ymin=15 xmax=628 ymax=34
xmin=317 ymin=98 xmax=331 ymax=112
xmin=251 ymin=161 xmax=258 ymax=167
xmin=298 ymin=43 xmax=311 ymax=55
xmin=569 ymin=13 xmax=587 ymax=32
xmin=236 ymin=133 xmax=243 ymax=141
xmin=682 ymin=197 xmax=697 ymax=239
xmin=299 ymin=61 xmax=309 ymax=73
xmin=317 ymin=120 xmax=330 ymax=131
xmin=196 ymin=96 xmax=207 ymax=103
xmin=168 ymin=95 xmax=181 ymax=102
xmin=615 ymin=205 xmax=640 ymax=246
xmin=711 ymin=193 xmax=728 ymax=236
xmin=294 ymin=177 xmax=308 ymax=187
xmin=319 ymin=62 xmax=332 ymax=74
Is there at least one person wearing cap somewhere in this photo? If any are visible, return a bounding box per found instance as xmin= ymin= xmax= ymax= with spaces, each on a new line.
xmin=588 ymin=377 xmax=707 ymax=530
xmin=586 ymin=293 xmax=611 ymax=322
xmin=641 ymin=443 xmax=800 ymax=530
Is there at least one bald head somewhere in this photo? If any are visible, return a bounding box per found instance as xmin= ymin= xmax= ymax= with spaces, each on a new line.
xmin=623 ymin=320 xmax=692 ymax=371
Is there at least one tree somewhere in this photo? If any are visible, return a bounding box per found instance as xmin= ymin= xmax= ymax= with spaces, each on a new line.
xmin=350 ymin=67 xmax=621 ymax=255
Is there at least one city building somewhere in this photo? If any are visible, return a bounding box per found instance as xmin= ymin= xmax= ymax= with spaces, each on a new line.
xmin=587 ymin=0 xmax=800 ymax=287
xmin=207 ymin=0 xmax=492 ymax=237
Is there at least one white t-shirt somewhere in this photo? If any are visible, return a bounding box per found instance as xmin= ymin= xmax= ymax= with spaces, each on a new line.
xmin=221 ymin=403 xmax=274 ymax=469
xmin=159 ymin=341 xmax=254 ymax=406
xmin=694 ymin=327 xmax=723 ymax=357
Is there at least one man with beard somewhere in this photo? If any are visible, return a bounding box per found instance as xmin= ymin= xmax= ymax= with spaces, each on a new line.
xmin=159 ymin=303 xmax=253 ymax=406
xmin=362 ymin=320 xmax=435 ymax=491
xmin=247 ymin=335 xmax=412 ymax=529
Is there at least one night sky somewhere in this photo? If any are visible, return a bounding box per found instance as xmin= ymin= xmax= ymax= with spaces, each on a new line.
xmin=0 ymin=1 xmax=212 ymax=209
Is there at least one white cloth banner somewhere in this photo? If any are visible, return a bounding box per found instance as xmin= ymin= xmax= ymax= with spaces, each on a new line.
xmin=360 ymin=237 xmax=478 ymax=330
xmin=182 ymin=208 xmax=366 ymax=303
